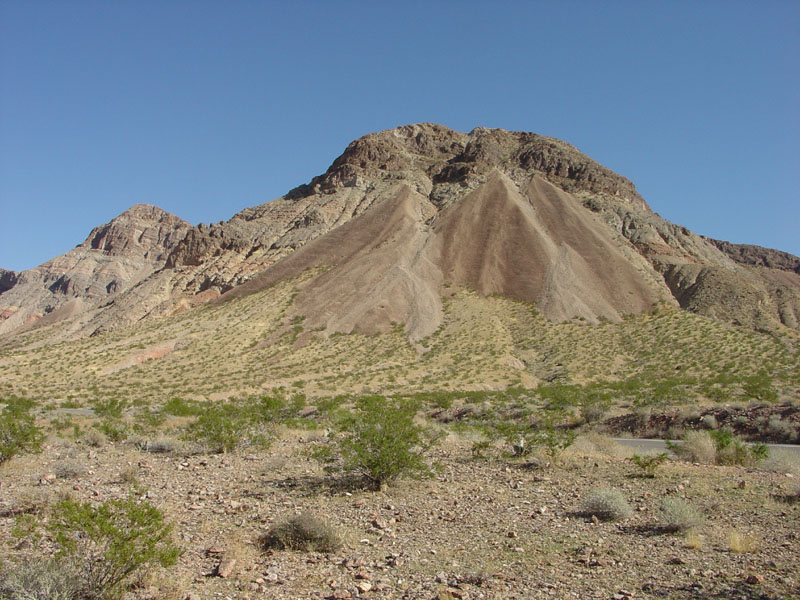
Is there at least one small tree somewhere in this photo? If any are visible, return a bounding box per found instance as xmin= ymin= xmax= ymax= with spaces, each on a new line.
xmin=48 ymin=496 xmax=182 ymax=599
xmin=335 ymin=396 xmax=440 ymax=490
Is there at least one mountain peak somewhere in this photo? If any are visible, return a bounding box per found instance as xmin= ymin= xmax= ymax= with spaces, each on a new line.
xmin=289 ymin=123 xmax=645 ymax=210
xmin=80 ymin=204 xmax=190 ymax=259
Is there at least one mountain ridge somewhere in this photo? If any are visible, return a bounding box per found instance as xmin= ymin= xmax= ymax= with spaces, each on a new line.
xmin=1 ymin=123 xmax=799 ymax=341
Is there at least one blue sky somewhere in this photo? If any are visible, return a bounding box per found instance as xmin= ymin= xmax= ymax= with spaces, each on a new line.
xmin=1 ymin=1 xmax=798 ymax=271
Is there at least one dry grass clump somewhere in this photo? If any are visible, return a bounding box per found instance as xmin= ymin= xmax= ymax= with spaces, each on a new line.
xmin=683 ymin=532 xmax=704 ymax=549
xmin=136 ymin=437 xmax=179 ymax=454
xmin=258 ymin=512 xmax=342 ymax=552
xmin=728 ymin=530 xmax=759 ymax=554
xmin=569 ymin=433 xmax=630 ymax=459
xmin=658 ymin=497 xmax=703 ymax=532
xmin=672 ymin=431 xmax=717 ymax=464
xmin=759 ymin=449 xmax=800 ymax=476
xmin=0 ymin=558 xmax=80 ymax=600
xmin=581 ymin=487 xmax=632 ymax=521
xmin=83 ymin=429 xmax=106 ymax=448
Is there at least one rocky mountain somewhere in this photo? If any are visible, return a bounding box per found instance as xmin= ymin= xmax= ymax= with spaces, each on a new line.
xmin=2 ymin=123 xmax=798 ymax=342
xmin=0 ymin=204 xmax=190 ymax=336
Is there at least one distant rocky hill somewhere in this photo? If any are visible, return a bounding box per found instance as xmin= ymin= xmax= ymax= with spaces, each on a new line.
xmin=1 ymin=123 xmax=798 ymax=341
xmin=0 ymin=204 xmax=190 ymax=336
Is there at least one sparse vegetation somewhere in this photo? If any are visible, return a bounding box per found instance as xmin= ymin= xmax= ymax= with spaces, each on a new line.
xmin=628 ymin=452 xmax=669 ymax=478
xmin=0 ymin=398 xmax=44 ymax=465
xmin=581 ymin=487 xmax=632 ymax=521
xmin=0 ymin=558 xmax=80 ymax=600
xmin=658 ymin=497 xmax=703 ymax=532
xmin=668 ymin=429 xmax=768 ymax=466
xmin=330 ymin=395 xmax=441 ymax=490
xmin=259 ymin=512 xmax=341 ymax=552
xmin=46 ymin=496 xmax=181 ymax=599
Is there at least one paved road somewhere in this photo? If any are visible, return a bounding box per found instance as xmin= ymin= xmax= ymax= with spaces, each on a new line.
xmin=613 ymin=438 xmax=800 ymax=455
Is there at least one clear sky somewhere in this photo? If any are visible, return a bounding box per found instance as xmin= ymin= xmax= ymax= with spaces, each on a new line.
xmin=1 ymin=1 xmax=798 ymax=271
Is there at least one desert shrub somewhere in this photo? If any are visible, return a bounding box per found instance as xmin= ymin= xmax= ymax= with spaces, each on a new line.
xmin=92 ymin=398 xmax=126 ymax=419
xmin=83 ymin=429 xmax=106 ymax=448
xmin=659 ymin=497 xmax=703 ymax=532
xmin=96 ymin=419 xmax=128 ymax=443
xmin=498 ymin=409 xmax=575 ymax=461
xmin=258 ymin=512 xmax=341 ymax=552
xmin=333 ymin=395 xmax=440 ymax=490
xmin=669 ymin=429 xmax=767 ymax=466
xmin=700 ymin=414 xmax=718 ymax=430
xmin=162 ymin=397 xmax=201 ymax=417
xmin=728 ymin=530 xmax=759 ymax=553
xmin=759 ymin=449 xmax=800 ymax=476
xmin=0 ymin=558 xmax=80 ymax=600
xmin=47 ymin=496 xmax=181 ymax=599
xmin=133 ymin=408 xmax=166 ymax=433
xmin=629 ymin=452 xmax=669 ymax=477
xmin=765 ymin=416 xmax=797 ymax=441
xmin=0 ymin=403 xmax=44 ymax=465
xmin=668 ymin=431 xmax=718 ymax=464
xmin=55 ymin=460 xmax=84 ymax=480
xmin=580 ymin=400 xmax=608 ymax=424
xmin=182 ymin=399 xmax=274 ymax=453
xmin=582 ymin=487 xmax=632 ymax=521
xmin=710 ymin=429 xmax=768 ymax=466
xmin=135 ymin=437 xmax=178 ymax=454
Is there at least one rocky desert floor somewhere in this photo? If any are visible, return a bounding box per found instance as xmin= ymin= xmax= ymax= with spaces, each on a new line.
xmin=1 ymin=431 xmax=798 ymax=600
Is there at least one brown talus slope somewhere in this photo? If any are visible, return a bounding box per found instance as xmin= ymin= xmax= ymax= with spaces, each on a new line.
xmin=2 ymin=123 xmax=798 ymax=342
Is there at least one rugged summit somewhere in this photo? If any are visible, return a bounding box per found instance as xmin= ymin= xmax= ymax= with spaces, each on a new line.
xmin=2 ymin=124 xmax=799 ymax=341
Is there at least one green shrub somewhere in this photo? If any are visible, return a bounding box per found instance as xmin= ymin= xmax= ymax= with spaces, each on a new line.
xmin=0 ymin=404 xmax=44 ymax=465
xmin=162 ymin=397 xmax=201 ymax=417
xmin=629 ymin=453 xmax=669 ymax=477
xmin=47 ymin=496 xmax=181 ymax=599
xmin=334 ymin=395 xmax=440 ymax=490
xmin=658 ymin=497 xmax=703 ymax=533
xmin=183 ymin=399 xmax=274 ymax=453
xmin=92 ymin=398 xmax=126 ymax=419
xmin=258 ymin=512 xmax=341 ymax=552
xmin=709 ymin=429 xmax=768 ymax=466
xmin=96 ymin=419 xmax=128 ymax=443
xmin=582 ymin=488 xmax=632 ymax=521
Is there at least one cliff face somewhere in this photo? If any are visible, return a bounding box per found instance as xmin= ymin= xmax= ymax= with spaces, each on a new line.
xmin=2 ymin=124 xmax=798 ymax=342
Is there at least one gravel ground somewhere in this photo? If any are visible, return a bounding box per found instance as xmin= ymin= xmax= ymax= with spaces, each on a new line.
xmin=1 ymin=433 xmax=798 ymax=600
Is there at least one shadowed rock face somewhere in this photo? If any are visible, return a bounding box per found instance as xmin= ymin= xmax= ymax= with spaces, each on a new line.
xmin=2 ymin=124 xmax=799 ymax=341
xmin=0 ymin=269 xmax=17 ymax=295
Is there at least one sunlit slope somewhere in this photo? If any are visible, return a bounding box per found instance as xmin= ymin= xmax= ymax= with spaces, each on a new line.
xmin=1 ymin=272 xmax=797 ymax=407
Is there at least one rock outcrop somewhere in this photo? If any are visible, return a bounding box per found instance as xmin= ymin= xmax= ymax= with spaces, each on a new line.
xmin=0 ymin=204 xmax=190 ymax=335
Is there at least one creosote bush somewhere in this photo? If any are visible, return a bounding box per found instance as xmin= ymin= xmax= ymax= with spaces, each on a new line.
xmin=259 ymin=512 xmax=341 ymax=552
xmin=0 ymin=398 xmax=44 ymax=465
xmin=334 ymin=395 xmax=441 ymax=490
xmin=47 ymin=495 xmax=182 ymax=599
xmin=629 ymin=453 xmax=669 ymax=478
xmin=582 ymin=487 xmax=632 ymax=521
